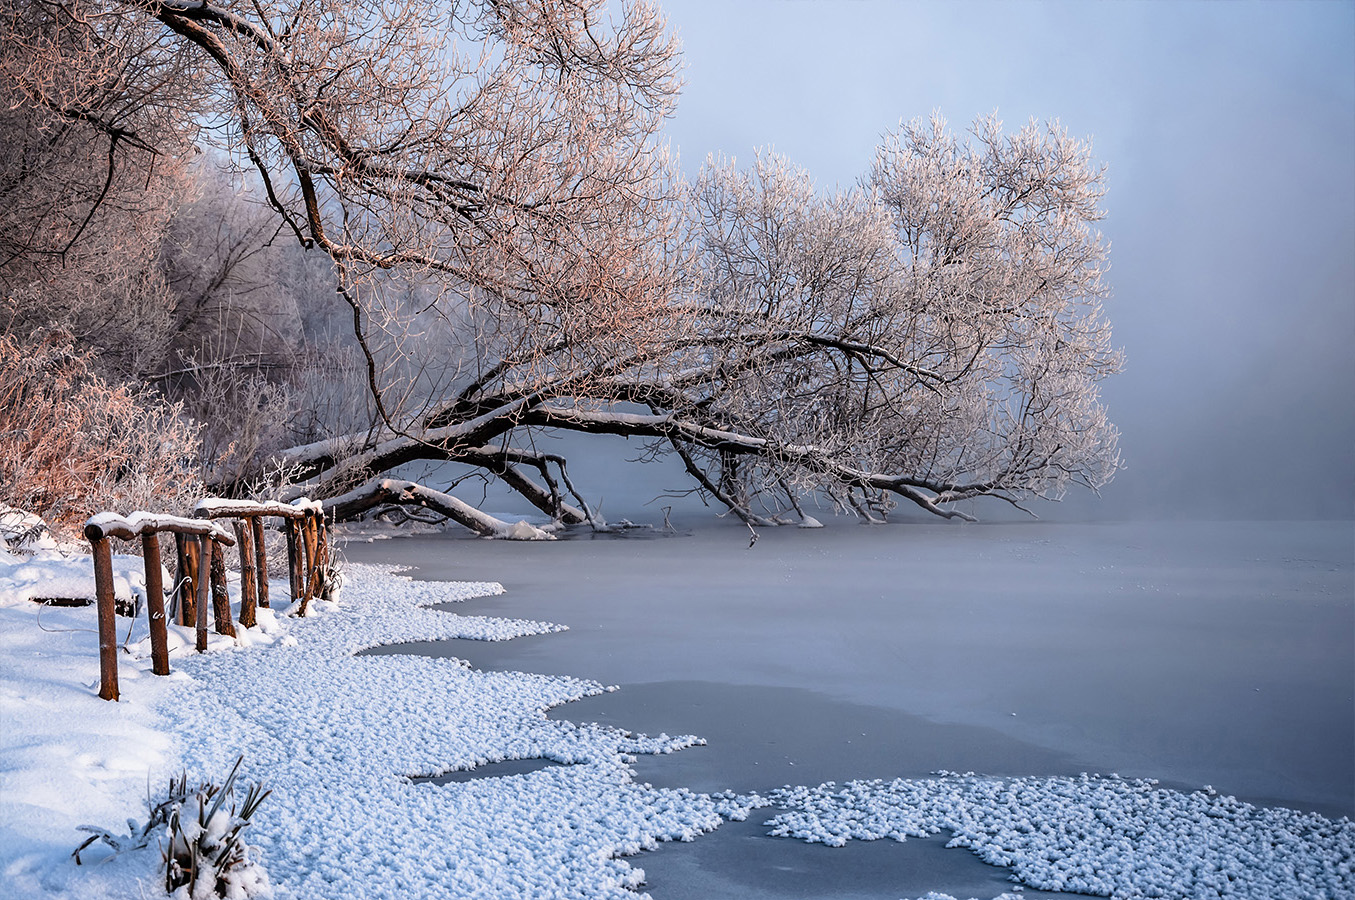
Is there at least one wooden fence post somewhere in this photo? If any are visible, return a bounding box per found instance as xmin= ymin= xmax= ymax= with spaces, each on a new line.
xmin=285 ymin=518 xmax=303 ymax=605
xmin=251 ymin=517 xmax=270 ymax=609
xmin=195 ymin=535 xmax=210 ymax=652
xmin=87 ymin=514 xmax=238 ymax=694
xmin=314 ymin=512 xmax=330 ymax=601
xmin=89 ymin=533 xmax=119 ymax=702
xmin=209 ymin=539 xmax=236 ymax=637
xmin=141 ymin=532 xmax=170 ymax=677
xmin=232 ymin=520 xmax=258 ymax=628
xmin=297 ymin=512 xmax=320 ymax=617
xmin=172 ymin=532 xmax=186 ymax=625
xmin=177 ymin=533 xmax=199 ymax=627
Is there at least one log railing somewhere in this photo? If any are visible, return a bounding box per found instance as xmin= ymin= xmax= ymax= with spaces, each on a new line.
xmin=192 ymin=499 xmax=331 ymax=620
xmin=84 ymin=499 xmax=330 ymax=701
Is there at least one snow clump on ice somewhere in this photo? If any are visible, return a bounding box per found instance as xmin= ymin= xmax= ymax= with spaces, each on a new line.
xmin=765 ymin=772 xmax=1354 ymax=898
xmin=903 ymin=894 xmax=1023 ymax=900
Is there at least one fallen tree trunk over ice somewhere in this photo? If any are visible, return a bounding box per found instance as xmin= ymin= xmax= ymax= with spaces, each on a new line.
xmin=325 ymin=479 xmax=554 ymax=540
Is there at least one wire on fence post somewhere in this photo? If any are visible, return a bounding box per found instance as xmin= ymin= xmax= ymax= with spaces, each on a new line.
xmin=173 ymin=534 xmax=189 ymax=626
xmin=178 ymin=533 xmax=199 ymax=628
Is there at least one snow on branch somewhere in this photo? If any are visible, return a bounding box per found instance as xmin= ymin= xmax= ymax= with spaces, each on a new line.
xmin=323 ymin=479 xmax=554 ymax=540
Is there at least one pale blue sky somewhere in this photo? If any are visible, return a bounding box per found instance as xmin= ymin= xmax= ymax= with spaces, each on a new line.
xmin=655 ymin=0 xmax=1355 ymax=518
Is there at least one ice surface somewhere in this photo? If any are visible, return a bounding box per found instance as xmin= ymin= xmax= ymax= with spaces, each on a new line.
xmin=346 ymin=518 xmax=1355 ymax=897
xmin=345 ymin=519 xmax=1355 ymax=818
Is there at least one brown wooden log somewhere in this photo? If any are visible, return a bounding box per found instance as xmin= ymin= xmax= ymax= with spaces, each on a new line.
xmin=233 ymin=520 xmax=258 ymax=628
xmin=177 ymin=533 xmax=199 ymax=627
xmin=195 ymin=535 xmax=210 ymax=652
xmin=141 ymin=532 xmax=170 ymax=676
xmin=285 ymin=518 xmax=303 ymax=606
xmin=172 ymin=532 xmax=185 ymax=624
xmin=194 ymin=499 xmax=309 ymax=520
xmin=85 ymin=515 xmax=236 ymax=543
xmin=88 ymin=534 xmax=119 ymax=702
xmin=209 ymin=539 xmax=236 ymax=637
xmin=251 ymin=517 xmax=270 ymax=609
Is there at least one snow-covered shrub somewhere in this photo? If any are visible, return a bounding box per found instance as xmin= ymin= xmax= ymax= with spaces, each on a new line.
xmin=0 ymin=332 xmax=203 ymax=540
xmin=163 ymin=757 xmax=272 ymax=899
xmin=0 ymin=503 xmax=52 ymax=553
xmin=72 ymin=757 xmax=271 ymax=899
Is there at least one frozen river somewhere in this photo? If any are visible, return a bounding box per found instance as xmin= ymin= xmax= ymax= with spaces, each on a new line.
xmin=346 ymin=518 xmax=1353 ymax=898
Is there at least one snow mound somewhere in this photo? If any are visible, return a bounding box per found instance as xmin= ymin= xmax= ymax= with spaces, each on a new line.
xmin=0 ymin=549 xmax=151 ymax=606
xmin=765 ymin=772 xmax=1355 ymax=899
xmin=906 ymin=894 xmax=1023 ymax=900
xmin=503 ymin=520 xmax=555 ymax=541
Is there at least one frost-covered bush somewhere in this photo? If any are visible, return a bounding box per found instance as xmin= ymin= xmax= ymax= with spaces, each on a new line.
xmin=0 ymin=333 xmax=203 ymax=539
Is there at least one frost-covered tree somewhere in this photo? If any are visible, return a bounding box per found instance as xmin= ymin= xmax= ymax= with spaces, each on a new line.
xmin=652 ymin=115 xmax=1122 ymax=523
xmin=308 ymin=115 xmax=1121 ymax=530
xmin=2 ymin=0 xmax=1119 ymax=533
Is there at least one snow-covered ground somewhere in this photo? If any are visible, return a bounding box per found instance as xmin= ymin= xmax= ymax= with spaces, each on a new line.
xmin=3 ymin=519 xmax=1352 ymax=900
xmin=0 ymin=541 xmax=758 ymax=899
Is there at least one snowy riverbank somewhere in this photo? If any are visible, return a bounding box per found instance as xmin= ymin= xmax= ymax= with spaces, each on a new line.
xmin=0 ymin=548 xmax=758 ymax=899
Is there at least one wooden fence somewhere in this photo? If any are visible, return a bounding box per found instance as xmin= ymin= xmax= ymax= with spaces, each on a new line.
xmin=84 ymin=499 xmax=330 ymax=702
